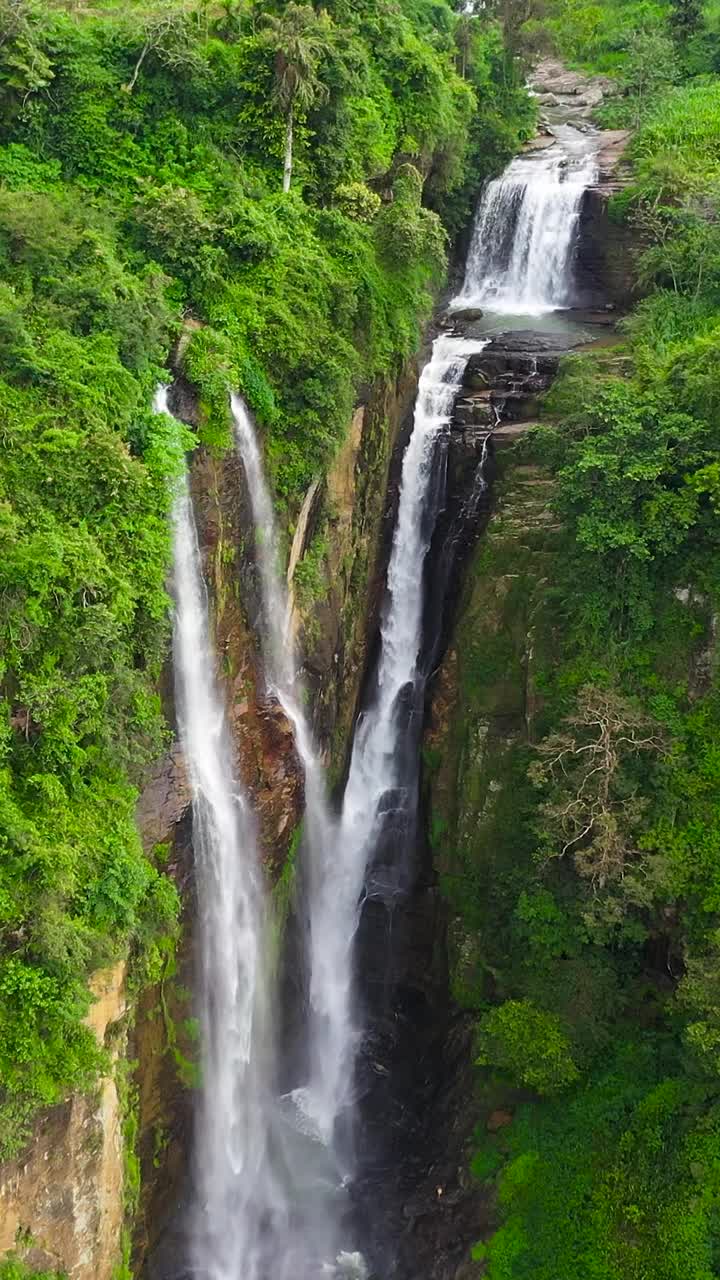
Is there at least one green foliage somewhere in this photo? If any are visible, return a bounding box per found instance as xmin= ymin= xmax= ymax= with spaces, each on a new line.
xmin=334 ymin=181 xmax=381 ymax=223
xmin=476 ymin=999 xmax=580 ymax=1094
xmin=0 ymin=177 xmax=181 ymax=1150
xmin=621 ymin=28 xmax=680 ymax=123
xmin=293 ymin=530 xmax=329 ymax=609
xmin=473 ymin=1044 xmax=720 ymax=1280
xmin=0 ymin=1262 xmax=65 ymax=1280
xmin=376 ymin=164 xmax=447 ymax=271
xmin=516 ymin=0 xmax=720 ymax=120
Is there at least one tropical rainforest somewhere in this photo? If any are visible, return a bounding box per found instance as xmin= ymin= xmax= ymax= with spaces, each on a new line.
xmin=2 ymin=0 xmax=720 ymax=1275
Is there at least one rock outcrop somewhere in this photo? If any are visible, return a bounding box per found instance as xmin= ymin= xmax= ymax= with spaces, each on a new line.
xmin=0 ymin=965 xmax=128 ymax=1280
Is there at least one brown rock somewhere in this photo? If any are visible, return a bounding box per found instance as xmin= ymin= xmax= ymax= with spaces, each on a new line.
xmin=486 ymin=1109 xmax=513 ymax=1132
xmin=136 ymin=745 xmax=191 ymax=851
xmin=0 ymin=964 xmax=127 ymax=1280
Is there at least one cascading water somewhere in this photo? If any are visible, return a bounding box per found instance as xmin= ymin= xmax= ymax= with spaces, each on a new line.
xmin=162 ymin=386 xmax=364 ymax=1280
xmin=229 ymin=394 xmax=340 ymax=1142
xmin=456 ymin=125 xmax=599 ymax=314
xmin=232 ymin=360 xmax=488 ymax=1266
xmin=229 ymin=394 xmax=366 ymax=1276
xmin=323 ymin=337 xmax=486 ymax=1141
xmin=332 ymin=125 xmax=600 ymax=1269
xmin=159 ymin=385 xmax=287 ymax=1280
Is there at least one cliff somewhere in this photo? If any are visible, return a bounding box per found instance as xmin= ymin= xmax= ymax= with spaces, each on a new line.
xmin=130 ymin=360 xmax=419 ymax=1277
xmin=0 ymin=966 xmax=128 ymax=1280
xmin=0 ymin=353 xmax=419 ymax=1280
xmin=0 ymin=39 xmax=639 ymax=1277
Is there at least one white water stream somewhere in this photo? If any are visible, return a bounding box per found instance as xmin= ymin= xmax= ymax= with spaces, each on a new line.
xmin=230 ymin=394 xmax=366 ymax=1275
xmin=229 ymin=394 xmax=342 ymax=1145
xmin=456 ymin=125 xmax=599 ymax=314
xmin=160 ymin=385 xmax=284 ymax=1280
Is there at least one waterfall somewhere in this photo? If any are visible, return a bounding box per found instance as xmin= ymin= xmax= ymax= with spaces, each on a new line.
xmin=229 ymin=394 xmax=339 ymax=1139
xmin=320 ymin=336 xmax=486 ymax=1136
xmin=156 ymin=111 xmax=601 ymax=1280
xmin=158 ymin=384 xmax=287 ymax=1280
xmin=340 ymin=337 xmax=483 ymax=884
xmin=229 ymin=394 xmax=365 ymax=1274
xmin=233 ymin=343 xmax=484 ymax=1206
xmin=229 ymin=393 xmax=296 ymax=695
xmin=457 ymin=127 xmax=599 ymax=314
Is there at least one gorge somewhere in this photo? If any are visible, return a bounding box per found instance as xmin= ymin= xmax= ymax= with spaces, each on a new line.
xmin=2 ymin=6 xmax=720 ymax=1280
xmin=152 ymin=78 xmax=620 ymax=1280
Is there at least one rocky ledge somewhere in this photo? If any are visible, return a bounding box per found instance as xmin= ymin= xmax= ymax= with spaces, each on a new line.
xmin=451 ymin=324 xmax=612 ymax=436
xmin=529 ymin=56 xmax=620 ymax=130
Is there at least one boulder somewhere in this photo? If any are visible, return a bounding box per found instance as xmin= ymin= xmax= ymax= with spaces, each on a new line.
xmin=450 ymin=306 xmax=484 ymax=323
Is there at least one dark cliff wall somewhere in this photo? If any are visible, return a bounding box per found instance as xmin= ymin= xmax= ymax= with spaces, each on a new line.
xmin=576 ymin=185 xmax=636 ymax=309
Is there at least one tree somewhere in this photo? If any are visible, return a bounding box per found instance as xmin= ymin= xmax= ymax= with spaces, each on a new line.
xmin=455 ymin=13 xmax=475 ymax=79
xmin=475 ymin=999 xmax=579 ymax=1094
xmin=496 ymin=0 xmax=536 ymax=58
xmin=529 ymin=686 xmax=667 ymax=892
xmin=623 ymin=30 xmax=679 ymax=127
xmin=0 ymin=0 xmax=54 ymax=116
xmin=668 ymin=0 xmax=704 ymax=43
xmin=261 ymin=3 xmax=332 ymax=192
xmin=122 ymin=4 xmax=205 ymax=94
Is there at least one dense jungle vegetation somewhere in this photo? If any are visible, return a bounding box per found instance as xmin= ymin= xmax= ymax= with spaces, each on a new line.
xmin=0 ymin=0 xmax=533 ymax=1166
xmin=442 ymin=0 xmax=720 ymax=1275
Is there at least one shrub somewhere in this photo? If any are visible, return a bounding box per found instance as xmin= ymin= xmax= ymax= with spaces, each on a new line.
xmin=475 ymin=999 xmax=580 ymax=1094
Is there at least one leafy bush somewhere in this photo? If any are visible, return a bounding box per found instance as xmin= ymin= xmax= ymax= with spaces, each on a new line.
xmin=334 ymin=181 xmax=381 ymax=222
xmin=476 ymin=999 xmax=580 ymax=1094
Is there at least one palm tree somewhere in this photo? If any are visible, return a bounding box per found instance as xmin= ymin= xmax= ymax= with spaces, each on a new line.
xmin=261 ymin=3 xmax=332 ymax=192
xmin=455 ymin=12 xmax=475 ymax=79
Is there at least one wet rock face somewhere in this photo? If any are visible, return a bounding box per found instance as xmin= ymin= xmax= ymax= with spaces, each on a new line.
xmin=352 ymin=892 xmax=487 ymax=1280
xmin=576 ymin=186 xmax=637 ymax=308
xmin=458 ymin=330 xmax=583 ymax=426
xmin=298 ymin=367 xmax=421 ymax=762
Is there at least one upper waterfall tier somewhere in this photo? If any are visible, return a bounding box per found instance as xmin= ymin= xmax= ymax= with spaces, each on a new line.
xmin=456 ymin=125 xmax=600 ymax=315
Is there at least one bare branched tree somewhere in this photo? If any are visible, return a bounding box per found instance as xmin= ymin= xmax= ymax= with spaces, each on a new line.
xmin=123 ymin=5 xmax=204 ymax=94
xmin=529 ymin=685 xmax=667 ymax=890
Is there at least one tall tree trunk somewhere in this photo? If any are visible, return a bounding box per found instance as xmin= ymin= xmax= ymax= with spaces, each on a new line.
xmin=283 ymin=107 xmax=293 ymax=192
xmin=124 ymin=39 xmax=151 ymax=93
